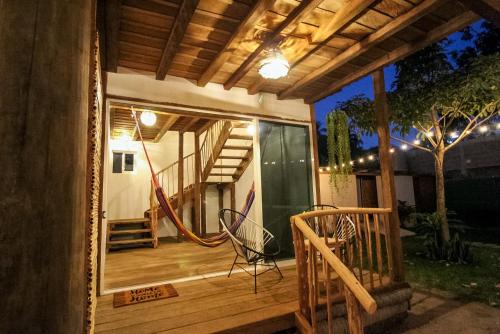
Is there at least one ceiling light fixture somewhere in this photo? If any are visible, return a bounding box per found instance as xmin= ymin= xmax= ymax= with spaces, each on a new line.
xmin=140 ymin=111 xmax=157 ymax=126
xmin=258 ymin=49 xmax=289 ymax=80
xmin=247 ymin=124 xmax=256 ymax=135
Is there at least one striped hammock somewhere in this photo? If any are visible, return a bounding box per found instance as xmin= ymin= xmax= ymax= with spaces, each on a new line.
xmin=132 ymin=109 xmax=255 ymax=247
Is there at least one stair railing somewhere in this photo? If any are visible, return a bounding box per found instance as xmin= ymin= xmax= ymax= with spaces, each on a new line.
xmin=291 ymin=207 xmax=394 ymax=333
xmin=199 ymin=120 xmax=233 ymax=180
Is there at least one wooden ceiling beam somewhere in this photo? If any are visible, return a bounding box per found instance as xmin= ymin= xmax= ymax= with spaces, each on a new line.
xmin=279 ymin=0 xmax=448 ymax=100
xmin=248 ymin=0 xmax=376 ymax=95
xmin=154 ymin=115 xmax=180 ymax=142
xmin=305 ymin=11 xmax=479 ymax=103
xmin=458 ymin=0 xmax=500 ymax=27
xmin=196 ymin=120 xmax=217 ymax=136
xmin=156 ymin=0 xmax=200 ymax=80
xmin=105 ymin=0 xmax=122 ymax=72
xmin=223 ymin=0 xmax=324 ymax=90
xmin=181 ymin=117 xmax=201 ymax=132
xmin=197 ymin=0 xmax=276 ymax=87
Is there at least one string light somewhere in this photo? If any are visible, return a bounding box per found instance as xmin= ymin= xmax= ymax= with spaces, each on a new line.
xmin=368 ymin=155 xmax=374 ymax=161
xmin=389 ymin=148 xmax=395 ymax=153
xmin=425 ymin=131 xmax=434 ymax=137
xmin=449 ymin=131 xmax=459 ymax=139
xmin=413 ymin=139 xmax=421 ymax=145
xmin=479 ymin=125 xmax=488 ymax=133
xmin=326 ymin=166 xmax=331 ymax=171
xmin=350 ymin=161 xmax=354 ymax=166
xmin=401 ymin=144 xmax=408 ymax=150
xmin=358 ymin=158 xmax=364 ymax=163
xmin=496 ymin=123 xmax=500 ymax=130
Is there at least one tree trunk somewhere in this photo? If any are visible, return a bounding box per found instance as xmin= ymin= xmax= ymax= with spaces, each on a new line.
xmin=434 ymin=149 xmax=450 ymax=241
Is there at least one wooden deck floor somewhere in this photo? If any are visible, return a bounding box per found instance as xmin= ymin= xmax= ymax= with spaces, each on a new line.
xmin=104 ymin=240 xmax=236 ymax=290
xmin=96 ymin=265 xmax=298 ymax=334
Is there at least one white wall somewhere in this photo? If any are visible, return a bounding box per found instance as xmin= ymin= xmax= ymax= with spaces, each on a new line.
xmin=319 ymin=173 xmax=415 ymax=208
xmin=105 ymin=130 xmax=195 ymax=237
xmin=107 ymin=71 xmax=310 ymax=122
xmin=319 ymin=173 xmax=359 ymax=207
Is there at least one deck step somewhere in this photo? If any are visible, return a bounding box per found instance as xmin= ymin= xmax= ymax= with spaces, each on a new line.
xmin=219 ymin=155 xmax=247 ymax=160
xmin=108 ymin=218 xmax=149 ymax=225
xmin=110 ymin=228 xmax=152 ymax=235
xmin=108 ymin=238 xmax=154 ymax=245
xmin=209 ymin=173 xmax=235 ymax=177
xmin=212 ymin=165 xmax=241 ymax=169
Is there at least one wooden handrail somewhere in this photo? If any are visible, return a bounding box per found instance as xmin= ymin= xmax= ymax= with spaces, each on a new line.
xmin=297 ymin=207 xmax=391 ymax=219
xmin=293 ymin=216 xmax=377 ymax=314
xmin=156 ymin=152 xmax=195 ymax=176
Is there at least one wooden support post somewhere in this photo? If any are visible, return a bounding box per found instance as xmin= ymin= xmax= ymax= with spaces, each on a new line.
xmin=0 ymin=1 xmax=93 ymax=332
xmin=373 ymin=69 xmax=404 ymax=282
xmin=217 ymin=184 xmax=224 ymax=232
xmin=230 ymin=182 xmax=236 ymax=224
xmin=177 ymin=132 xmax=184 ymax=242
xmin=201 ymin=184 xmax=207 ymax=237
xmin=194 ymin=133 xmax=201 ymax=236
xmin=309 ymin=104 xmax=321 ymax=204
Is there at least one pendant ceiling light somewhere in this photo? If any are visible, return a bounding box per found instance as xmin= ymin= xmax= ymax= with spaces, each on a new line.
xmin=140 ymin=110 xmax=157 ymax=126
xmin=258 ymin=49 xmax=289 ymax=80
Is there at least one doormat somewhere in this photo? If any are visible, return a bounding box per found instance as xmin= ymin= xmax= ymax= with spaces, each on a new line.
xmin=113 ymin=284 xmax=178 ymax=307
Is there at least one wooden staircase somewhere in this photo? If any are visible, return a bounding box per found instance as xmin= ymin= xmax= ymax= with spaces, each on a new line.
xmin=106 ymin=120 xmax=254 ymax=251
xmin=106 ymin=218 xmax=156 ymax=252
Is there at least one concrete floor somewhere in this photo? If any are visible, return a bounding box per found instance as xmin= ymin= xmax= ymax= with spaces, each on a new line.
xmin=389 ymin=290 xmax=500 ymax=334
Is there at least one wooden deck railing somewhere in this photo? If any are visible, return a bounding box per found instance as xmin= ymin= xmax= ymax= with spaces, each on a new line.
xmin=291 ymin=207 xmax=394 ymax=334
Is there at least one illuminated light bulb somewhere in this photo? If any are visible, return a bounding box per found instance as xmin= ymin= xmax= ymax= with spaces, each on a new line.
xmin=120 ymin=133 xmax=132 ymax=142
xmin=350 ymin=161 xmax=354 ymax=166
xmin=258 ymin=49 xmax=289 ymax=79
xmin=140 ymin=111 xmax=157 ymax=126
xmin=326 ymin=167 xmax=331 ymax=171
xmin=466 ymin=130 xmax=472 ymax=135
xmin=449 ymin=131 xmax=459 ymax=139
xmin=358 ymin=158 xmax=364 ymax=163
xmin=479 ymin=125 xmax=488 ymax=133
xmin=319 ymin=168 xmax=323 ymax=172
xmin=389 ymin=148 xmax=395 ymax=154
xmin=334 ymin=165 xmax=338 ymax=170
xmin=413 ymin=139 xmax=421 ymax=145
xmin=401 ymin=144 xmax=408 ymax=150
xmin=496 ymin=123 xmax=500 ymax=130
xmin=342 ymin=163 xmax=345 ymax=167
xmin=246 ymin=124 xmax=256 ymax=135
xmin=425 ymin=131 xmax=434 ymax=137
xmin=368 ymin=155 xmax=374 ymax=161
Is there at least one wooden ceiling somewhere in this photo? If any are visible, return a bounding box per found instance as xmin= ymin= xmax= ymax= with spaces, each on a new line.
xmin=99 ymin=0 xmax=493 ymax=103
xmin=110 ymin=105 xmax=216 ymax=141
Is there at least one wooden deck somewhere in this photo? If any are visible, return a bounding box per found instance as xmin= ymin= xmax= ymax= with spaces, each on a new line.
xmin=104 ymin=240 xmax=236 ymax=290
xmin=96 ymin=265 xmax=298 ymax=334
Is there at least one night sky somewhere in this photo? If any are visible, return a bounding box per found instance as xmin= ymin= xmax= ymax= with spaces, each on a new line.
xmin=313 ymin=20 xmax=483 ymax=149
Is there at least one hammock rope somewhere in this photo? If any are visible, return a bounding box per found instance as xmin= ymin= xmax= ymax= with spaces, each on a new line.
xmin=131 ymin=108 xmax=254 ymax=247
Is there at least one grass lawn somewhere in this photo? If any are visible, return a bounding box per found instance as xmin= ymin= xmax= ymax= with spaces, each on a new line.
xmin=403 ymin=236 xmax=500 ymax=307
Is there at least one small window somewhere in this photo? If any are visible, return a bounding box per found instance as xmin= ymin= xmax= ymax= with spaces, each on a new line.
xmin=112 ymin=151 xmax=135 ymax=173
xmin=112 ymin=152 xmax=123 ymax=173
xmin=124 ymin=153 xmax=134 ymax=172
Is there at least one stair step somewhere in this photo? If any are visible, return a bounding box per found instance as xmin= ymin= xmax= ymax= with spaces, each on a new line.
xmin=223 ymin=145 xmax=251 ymax=150
xmin=209 ymin=173 xmax=235 ymax=177
xmin=229 ymin=134 xmax=253 ymax=140
xmin=212 ymin=165 xmax=241 ymax=169
xmin=108 ymin=218 xmax=150 ymax=225
xmin=108 ymin=238 xmax=154 ymax=245
xmin=219 ymin=156 xmax=248 ymax=160
xmin=110 ymin=229 xmax=152 ymax=235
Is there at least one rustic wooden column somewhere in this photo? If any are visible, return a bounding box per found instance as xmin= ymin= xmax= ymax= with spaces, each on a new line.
xmin=373 ymin=69 xmax=404 ymax=282
xmin=201 ymin=185 xmax=207 ymax=237
xmin=309 ymin=105 xmax=322 ymax=204
xmin=217 ymin=184 xmax=224 ymax=232
xmin=177 ymin=132 xmax=184 ymax=242
xmin=0 ymin=1 xmax=93 ymax=333
xmin=193 ymin=133 xmax=201 ymax=236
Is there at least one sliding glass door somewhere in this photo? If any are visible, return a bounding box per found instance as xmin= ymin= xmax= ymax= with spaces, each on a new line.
xmin=259 ymin=121 xmax=314 ymax=259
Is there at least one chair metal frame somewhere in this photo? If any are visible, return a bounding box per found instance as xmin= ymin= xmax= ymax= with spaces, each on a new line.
xmin=219 ymin=209 xmax=283 ymax=293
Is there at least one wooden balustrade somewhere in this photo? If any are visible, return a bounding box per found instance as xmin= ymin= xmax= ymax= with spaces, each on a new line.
xmin=291 ymin=207 xmax=393 ymax=334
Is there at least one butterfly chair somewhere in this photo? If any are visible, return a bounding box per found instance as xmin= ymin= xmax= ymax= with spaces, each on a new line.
xmin=219 ymin=209 xmax=283 ymax=293
xmin=304 ymin=204 xmax=357 ymax=259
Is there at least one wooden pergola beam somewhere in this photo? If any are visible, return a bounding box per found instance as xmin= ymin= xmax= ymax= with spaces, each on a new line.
xmin=105 ymin=0 xmax=121 ymax=72
xmin=197 ymin=0 xmax=275 ymax=87
xmin=248 ymin=0 xmax=376 ymax=95
xmin=458 ymin=0 xmax=500 ymax=27
xmin=223 ymin=0 xmax=324 ymax=90
xmin=156 ymin=0 xmax=199 ymax=80
xmin=305 ymin=10 xmax=479 ymax=103
xmin=279 ymin=0 xmax=448 ymax=100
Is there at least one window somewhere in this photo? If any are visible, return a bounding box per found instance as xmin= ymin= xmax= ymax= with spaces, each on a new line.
xmin=112 ymin=152 xmax=135 ymax=173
